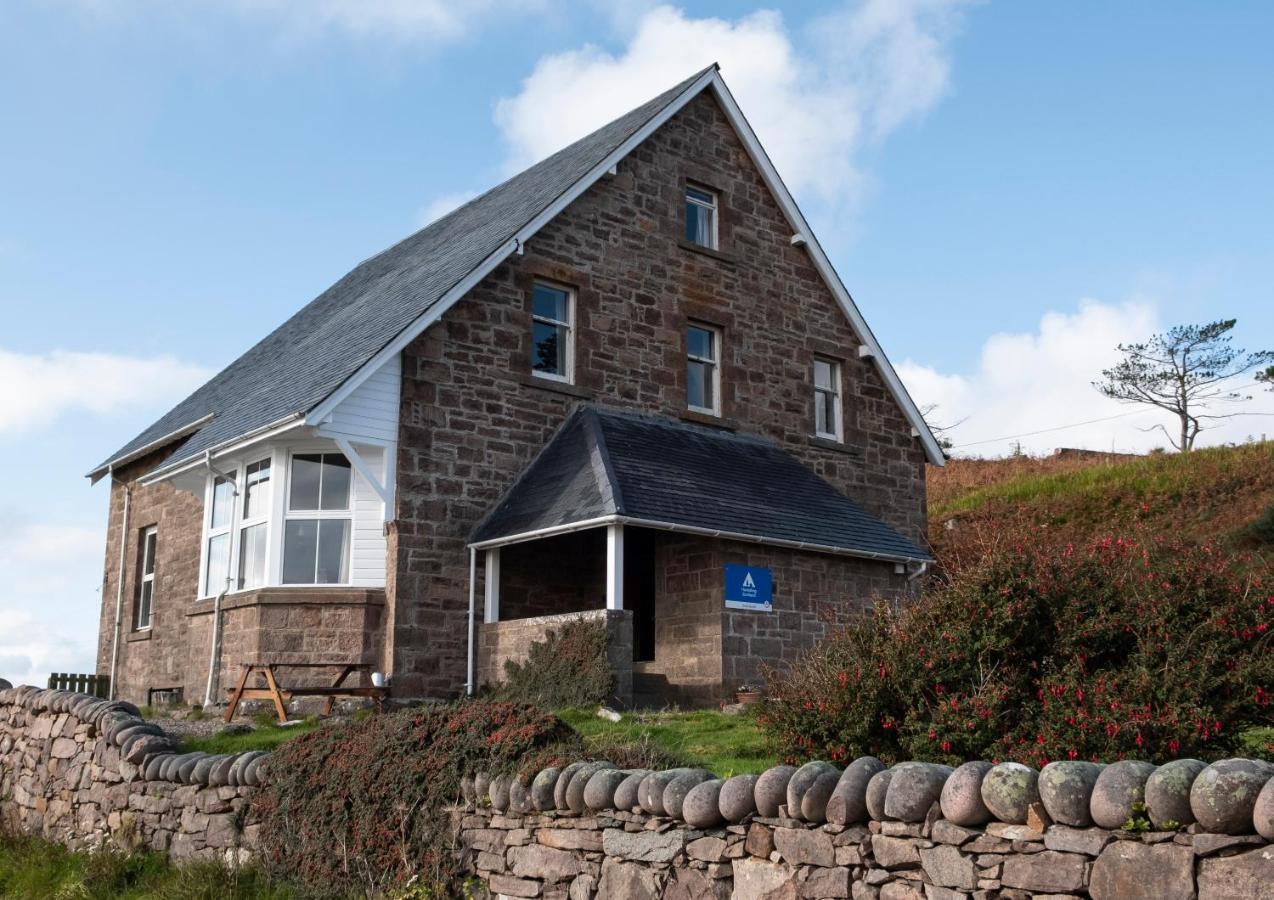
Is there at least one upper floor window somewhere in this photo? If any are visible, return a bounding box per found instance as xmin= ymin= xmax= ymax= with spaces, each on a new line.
xmin=134 ymin=526 xmax=157 ymax=630
xmin=813 ymin=357 xmax=842 ymax=440
xmin=687 ymin=323 xmax=721 ymax=416
xmin=531 ymin=282 xmax=574 ymax=382
xmin=237 ymin=458 xmax=271 ymax=590
xmin=685 ymin=186 xmax=718 ymax=249
xmin=203 ymin=475 xmax=235 ymax=596
xmin=283 ymin=452 xmax=351 ymax=585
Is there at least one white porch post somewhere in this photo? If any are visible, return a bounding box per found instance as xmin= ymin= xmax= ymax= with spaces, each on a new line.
xmin=483 ymin=548 xmax=501 ymax=624
xmin=606 ymin=524 xmax=624 ymax=611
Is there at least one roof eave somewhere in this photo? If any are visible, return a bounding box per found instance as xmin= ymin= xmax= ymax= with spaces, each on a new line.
xmin=86 ymin=413 xmax=216 ymax=484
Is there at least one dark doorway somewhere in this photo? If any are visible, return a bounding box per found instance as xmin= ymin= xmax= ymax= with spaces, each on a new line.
xmin=624 ymin=528 xmax=657 ymax=661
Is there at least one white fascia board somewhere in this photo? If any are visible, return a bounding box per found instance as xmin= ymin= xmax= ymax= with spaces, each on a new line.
xmin=87 ymin=413 xmax=215 ymax=482
xmin=138 ymin=414 xmax=307 ymax=486
xmin=305 ymin=67 xmax=721 ymax=429
xmin=705 ymin=74 xmax=946 ymax=467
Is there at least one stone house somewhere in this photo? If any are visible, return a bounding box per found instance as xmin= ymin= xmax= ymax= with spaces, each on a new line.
xmin=89 ymin=65 xmax=943 ymax=709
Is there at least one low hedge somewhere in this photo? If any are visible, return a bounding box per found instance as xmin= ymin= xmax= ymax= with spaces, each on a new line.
xmin=762 ymin=534 xmax=1273 ymax=768
xmin=495 ymin=616 xmax=614 ymax=709
xmin=252 ymin=700 xmax=580 ymax=896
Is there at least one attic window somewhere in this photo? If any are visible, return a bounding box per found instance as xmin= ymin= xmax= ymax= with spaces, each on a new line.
xmin=685 ymin=186 xmax=718 ymax=249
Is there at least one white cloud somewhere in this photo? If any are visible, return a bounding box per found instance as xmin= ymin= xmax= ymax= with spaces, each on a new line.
xmin=0 ymin=524 xmax=104 ymax=688
xmin=416 ymin=190 xmax=480 ymax=227
xmin=0 ymin=348 xmax=210 ymax=436
xmin=899 ymin=297 xmax=1274 ymax=456
xmin=493 ymin=2 xmax=971 ymax=214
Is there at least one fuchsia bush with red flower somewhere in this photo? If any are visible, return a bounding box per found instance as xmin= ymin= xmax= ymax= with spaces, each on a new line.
xmin=761 ymin=535 xmax=1272 ymax=768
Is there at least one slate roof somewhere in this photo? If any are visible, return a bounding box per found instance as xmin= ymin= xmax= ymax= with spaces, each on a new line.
xmin=90 ymin=67 xmax=716 ymax=480
xmin=472 ymin=407 xmax=932 ymax=562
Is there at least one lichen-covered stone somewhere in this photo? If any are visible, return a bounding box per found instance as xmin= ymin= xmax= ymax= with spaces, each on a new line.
xmin=663 ymin=770 xmax=713 ymax=820
xmin=531 ymin=767 xmax=562 ymax=811
xmin=1189 ymin=758 xmax=1274 ymax=835
xmin=884 ymin=762 xmax=953 ymax=823
xmin=682 ymin=779 xmax=725 ymax=828
xmin=865 ymin=768 xmax=896 ymax=821
xmin=753 ymin=765 xmax=797 ymax=818
xmin=785 ymin=761 xmax=837 ymax=820
xmin=1254 ymin=774 xmax=1274 ymax=840
xmin=980 ymin=762 xmax=1040 ymax=825
xmin=1144 ymin=758 xmax=1206 ymax=829
xmin=1039 ymin=760 xmax=1103 ymax=827
xmin=940 ymin=760 xmax=994 ymax=826
xmin=1090 ymin=760 xmax=1157 ymax=829
xmin=508 ymin=775 xmax=533 ymax=815
xmin=474 ymin=771 xmax=493 ymax=806
xmin=827 ymin=756 xmax=886 ymax=826
xmin=613 ymin=770 xmax=651 ymax=812
xmin=718 ymin=773 xmax=759 ymax=823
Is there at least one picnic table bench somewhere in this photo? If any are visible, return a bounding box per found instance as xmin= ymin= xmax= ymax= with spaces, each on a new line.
xmin=223 ymin=662 xmax=387 ymax=724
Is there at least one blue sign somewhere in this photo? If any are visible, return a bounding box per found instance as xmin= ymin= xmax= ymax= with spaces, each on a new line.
xmin=724 ymin=564 xmax=772 ymax=611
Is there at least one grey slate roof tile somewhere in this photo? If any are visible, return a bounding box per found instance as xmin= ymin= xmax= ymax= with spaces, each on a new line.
xmin=472 ymin=406 xmax=932 ymax=562
xmin=91 ymin=67 xmax=714 ymax=478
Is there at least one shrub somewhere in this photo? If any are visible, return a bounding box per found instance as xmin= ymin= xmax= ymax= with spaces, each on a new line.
xmin=1245 ymin=503 xmax=1274 ymax=545
xmin=253 ymin=700 xmax=580 ymax=896
xmin=495 ymin=617 xmax=614 ymax=709
xmin=761 ymin=534 xmax=1273 ymax=768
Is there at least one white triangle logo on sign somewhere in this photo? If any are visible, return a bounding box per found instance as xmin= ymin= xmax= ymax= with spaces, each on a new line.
xmin=742 ymin=573 xmax=755 ymax=589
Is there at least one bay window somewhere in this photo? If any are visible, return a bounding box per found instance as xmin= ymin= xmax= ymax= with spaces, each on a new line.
xmin=236 ymin=458 xmax=271 ymax=590
xmin=283 ymin=453 xmax=351 ymax=584
xmin=203 ymin=475 xmax=234 ymax=596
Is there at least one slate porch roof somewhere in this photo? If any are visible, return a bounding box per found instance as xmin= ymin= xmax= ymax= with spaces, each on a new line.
xmin=471 ymin=406 xmax=932 ymax=563
xmin=88 ymin=67 xmax=716 ymax=480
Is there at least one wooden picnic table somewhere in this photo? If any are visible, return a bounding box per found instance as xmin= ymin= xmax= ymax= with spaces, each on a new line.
xmin=223 ymin=662 xmax=387 ymax=724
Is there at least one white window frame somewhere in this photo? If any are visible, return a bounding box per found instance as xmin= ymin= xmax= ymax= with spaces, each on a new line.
xmin=199 ymin=474 xmax=237 ymax=598
xmin=687 ymin=322 xmax=722 ymax=416
xmin=134 ymin=526 xmax=157 ymax=631
xmin=685 ymin=185 xmax=719 ymax=250
xmin=281 ymin=449 xmax=354 ymax=586
xmin=813 ymin=357 xmax=843 ymax=441
xmin=235 ymin=457 xmax=272 ymax=591
xmin=530 ymin=281 xmax=575 ymax=384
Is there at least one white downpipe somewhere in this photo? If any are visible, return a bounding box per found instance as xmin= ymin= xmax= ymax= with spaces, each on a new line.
xmin=466 ymin=547 xmax=476 ymax=696
xmin=107 ymin=469 xmax=130 ymax=701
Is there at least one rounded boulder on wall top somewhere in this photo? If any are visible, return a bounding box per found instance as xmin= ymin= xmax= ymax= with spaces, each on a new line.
xmin=474 ymin=771 xmax=493 ymax=806
xmin=864 ymin=768 xmax=896 ymax=821
xmin=1038 ymin=760 xmax=1103 ymax=827
xmin=753 ymin=765 xmax=797 ymax=818
xmin=718 ymin=773 xmax=759 ymax=823
xmin=980 ymin=762 xmax=1040 ymax=825
xmin=682 ymin=779 xmax=726 ymax=829
xmin=639 ymin=769 xmax=692 ymax=816
xmin=1189 ymin=758 xmax=1274 ymax=835
xmin=884 ymin=762 xmax=954 ymax=823
xmin=612 ymin=770 xmax=651 ymax=812
xmin=664 ymin=770 xmax=714 ymax=820
xmin=1090 ymin=760 xmax=1157 ymax=830
xmin=827 ymin=756 xmax=887 ymax=826
xmin=508 ymin=775 xmax=534 ymax=815
xmin=209 ymin=755 xmax=238 ymax=787
xmin=0 ymin=678 xmax=11 ymax=690
xmin=1253 ymin=775 xmax=1274 ymax=840
xmin=786 ymin=761 xmax=838 ymax=820
xmin=583 ymin=768 xmax=630 ymax=812
xmin=531 ymin=767 xmax=562 ymax=811
xmin=940 ymin=761 xmax=995 ymax=827
xmin=800 ymin=769 xmax=842 ymax=823
xmin=488 ymin=773 xmax=512 ymax=812
xmin=1144 ymin=759 xmax=1207 ymax=829
xmin=552 ymin=763 xmax=586 ymax=809
xmin=565 ymin=762 xmax=615 ymax=813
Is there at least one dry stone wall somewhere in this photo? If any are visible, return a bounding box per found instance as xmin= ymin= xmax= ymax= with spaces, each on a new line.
xmin=0 ymin=685 xmax=266 ymax=862
xmin=455 ymin=755 xmax=1274 ymax=899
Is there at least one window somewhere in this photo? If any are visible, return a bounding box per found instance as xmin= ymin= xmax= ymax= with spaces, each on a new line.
xmin=283 ymin=453 xmax=351 ymax=585
xmin=203 ymin=475 xmax=235 ymax=596
xmin=531 ymin=282 xmax=574 ymax=382
xmin=687 ymin=323 xmax=721 ymax=415
xmin=134 ymin=527 xmax=157 ymax=630
xmin=813 ymin=358 xmax=842 ymax=440
xmin=236 ymin=458 xmax=271 ymax=590
xmin=685 ymin=186 xmax=718 ymax=249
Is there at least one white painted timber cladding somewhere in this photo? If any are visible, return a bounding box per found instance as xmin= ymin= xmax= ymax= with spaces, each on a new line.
xmin=324 ymin=353 xmax=401 ymax=444
xmin=350 ymin=444 xmax=387 ymax=586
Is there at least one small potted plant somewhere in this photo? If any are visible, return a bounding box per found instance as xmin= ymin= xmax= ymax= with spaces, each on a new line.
xmin=735 ymin=684 xmax=762 ymax=706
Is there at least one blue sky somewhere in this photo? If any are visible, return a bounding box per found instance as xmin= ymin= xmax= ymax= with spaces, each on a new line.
xmin=2 ymin=0 xmax=1273 ymax=686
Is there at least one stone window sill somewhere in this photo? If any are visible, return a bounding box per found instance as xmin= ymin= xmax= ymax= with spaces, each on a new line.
xmin=516 ymin=374 xmax=593 ymax=400
xmin=679 ymin=410 xmax=738 ymax=431
xmin=808 ymin=435 xmax=864 ymax=457
xmin=677 ymin=239 xmax=737 ymax=266
xmin=126 ymin=629 xmax=153 ymax=643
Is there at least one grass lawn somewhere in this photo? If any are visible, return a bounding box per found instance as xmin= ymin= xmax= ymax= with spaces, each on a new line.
xmin=556 ymin=706 xmax=777 ymax=776
xmin=178 ymin=717 xmax=325 ymax=754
